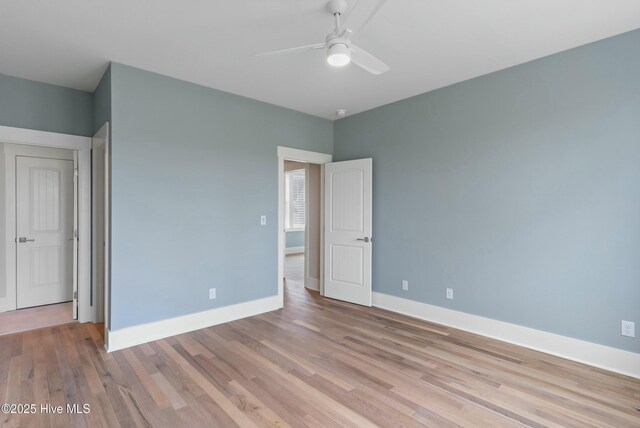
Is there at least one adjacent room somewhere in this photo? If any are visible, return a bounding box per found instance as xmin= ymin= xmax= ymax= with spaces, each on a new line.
xmin=1 ymin=0 xmax=639 ymax=426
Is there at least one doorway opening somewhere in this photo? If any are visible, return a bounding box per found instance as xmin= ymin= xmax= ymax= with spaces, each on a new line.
xmin=0 ymin=143 xmax=77 ymax=334
xmin=283 ymin=161 xmax=321 ymax=298
xmin=0 ymin=125 xmax=94 ymax=336
xmin=277 ymin=147 xmax=373 ymax=308
xmin=277 ymin=147 xmax=332 ymax=307
xmin=92 ymin=123 xmax=110 ymax=339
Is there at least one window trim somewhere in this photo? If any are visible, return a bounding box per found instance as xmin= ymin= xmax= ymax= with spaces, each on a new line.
xmin=285 ymin=168 xmax=306 ymax=231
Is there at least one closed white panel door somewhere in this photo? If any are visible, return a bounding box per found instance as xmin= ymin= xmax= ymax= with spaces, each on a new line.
xmin=16 ymin=156 xmax=74 ymax=309
xmin=324 ymin=159 xmax=372 ymax=306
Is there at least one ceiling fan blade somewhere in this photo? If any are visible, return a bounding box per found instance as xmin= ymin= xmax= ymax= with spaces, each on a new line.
xmin=339 ymin=0 xmax=388 ymax=38
xmin=257 ymin=43 xmax=325 ymax=57
xmin=351 ymin=44 xmax=390 ymax=75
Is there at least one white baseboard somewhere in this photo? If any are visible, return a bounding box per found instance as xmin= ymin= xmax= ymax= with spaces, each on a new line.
xmin=372 ymin=292 xmax=640 ymax=379
xmin=305 ymin=276 xmax=319 ymax=291
xmin=285 ymin=246 xmax=304 ymax=255
xmin=106 ymin=295 xmax=281 ymax=352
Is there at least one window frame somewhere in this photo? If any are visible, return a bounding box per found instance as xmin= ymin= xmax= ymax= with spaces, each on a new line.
xmin=285 ymin=168 xmax=306 ymax=231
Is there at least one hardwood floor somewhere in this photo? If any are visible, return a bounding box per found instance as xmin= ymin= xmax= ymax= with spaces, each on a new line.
xmin=1 ymin=275 xmax=639 ymax=427
xmin=0 ymin=302 xmax=74 ymax=336
xmin=285 ymin=253 xmax=304 ymax=285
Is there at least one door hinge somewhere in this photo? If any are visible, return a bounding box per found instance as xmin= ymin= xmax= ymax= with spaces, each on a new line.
xmin=73 ymin=168 xmax=79 ymax=176
xmin=74 ymin=230 xmax=78 ymax=239
xmin=73 ymin=291 xmax=78 ymax=300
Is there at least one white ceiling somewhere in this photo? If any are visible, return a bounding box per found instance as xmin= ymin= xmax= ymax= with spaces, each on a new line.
xmin=1 ymin=0 xmax=639 ymax=120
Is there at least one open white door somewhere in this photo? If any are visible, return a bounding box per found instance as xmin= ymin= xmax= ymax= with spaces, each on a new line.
xmin=324 ymin=158 xmax=372 ymax=306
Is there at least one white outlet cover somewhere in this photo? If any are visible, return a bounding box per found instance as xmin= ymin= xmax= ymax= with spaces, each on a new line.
xmin=621 ymin=320 xmax=635 ymax=337
xmin=401 ymin=280 xmax=408 ymax=291
xmin=260 ymin=215 xmax=267 ymax=225
xmin=209 ymin=288 xmax=217 ymax=299
xmin=446 ymin=288 xmax=454 ymax=300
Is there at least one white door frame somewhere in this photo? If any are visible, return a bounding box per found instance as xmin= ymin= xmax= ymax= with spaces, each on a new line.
xmin=92 ymin=123 xmax=110 ymax=332
xmin=277 ymin=146 xmax=332 ymax=307
xmin=0 ymin=125 xmax=94 ymax=323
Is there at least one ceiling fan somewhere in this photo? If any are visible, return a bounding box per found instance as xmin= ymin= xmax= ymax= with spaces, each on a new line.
xmin=258 ymin=0 xmax=390 ymax=75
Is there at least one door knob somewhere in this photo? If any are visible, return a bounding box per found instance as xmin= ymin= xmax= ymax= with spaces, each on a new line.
xmin=18 ymin=237 xmax=35 ymax=243
xmin=356 ymin=237 xmax=371 ymax=243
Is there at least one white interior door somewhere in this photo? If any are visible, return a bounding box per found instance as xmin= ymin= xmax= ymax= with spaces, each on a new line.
xmin=16 ymin=156 xmax=74 ymax=309
xmin=324 ymin=158 xmax=372 ymax=306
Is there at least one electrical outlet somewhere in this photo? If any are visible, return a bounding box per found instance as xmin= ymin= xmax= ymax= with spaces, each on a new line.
xmin=621 ymin=320 xmax=635 ymax=337
xmin=209 ymin=288 xmax=217 ymax=300
xmin=401 ymin=280 xmax=408 ymax=291
xmin=446 ymin=288 xmax=453 ymax=300
xmin=260 ymin=215 xmax=267 ymax=225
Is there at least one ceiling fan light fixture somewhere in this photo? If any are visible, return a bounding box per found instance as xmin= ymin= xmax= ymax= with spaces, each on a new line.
xmin=326 ymin=43 xmax=351 ymax=67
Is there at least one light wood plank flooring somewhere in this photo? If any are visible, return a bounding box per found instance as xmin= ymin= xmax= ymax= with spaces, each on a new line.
xmin=0 ymin=302 xmax=74 ymax=336
xmin=1 ymin=272 xmax=639 ymax=427
xmin=285 ymin=253 xmax=304 ymax=286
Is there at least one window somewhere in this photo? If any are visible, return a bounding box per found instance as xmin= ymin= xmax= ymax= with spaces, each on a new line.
xmin=285 ymin=169 xmax=305 ymax=230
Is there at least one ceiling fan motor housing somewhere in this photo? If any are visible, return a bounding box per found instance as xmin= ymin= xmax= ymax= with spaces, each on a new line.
xmin=326 ymin=32 xmax=349 ymax=46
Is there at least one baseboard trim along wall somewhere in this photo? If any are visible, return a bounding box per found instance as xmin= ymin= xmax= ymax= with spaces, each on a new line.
xmin=285 ymin=246 xmax=304 ymax=255
xmin=372 ymin=292 xmax=640 ymax=379
xmin=305 ymin=277 xmax=319 ymax=291
xmin=106 ymin=295 xmax=281 ymax=352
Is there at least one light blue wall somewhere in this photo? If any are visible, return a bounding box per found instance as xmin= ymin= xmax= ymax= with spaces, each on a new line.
xmin=0 ymin=145 xmax=5 ymax=300
xmin=0 ymin=73 xmax=93 ymax=305
xmin=0 ymin=73 xmax=93 ymax=136
xmin=93 ymin=65 xmax=112 ymax=134
xmin=333 ymin=29 xmax=640 ymax=353
xmin=109 ymin=63 xmax=333 ymax=330
xmin=286 ymin=231 xmax=305 ymax=248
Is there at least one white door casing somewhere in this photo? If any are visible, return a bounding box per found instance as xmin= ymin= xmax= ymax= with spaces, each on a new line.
xmin=92 ymin=123 xmax=110 ymax=328
xmin=73 ymin=151 xmax=79 ymax=318
xmin=16 ymin=156 xmax=75 ymax=309
xmin=324 ymin=158 xmax=372 ymax=306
